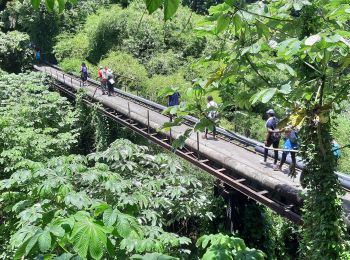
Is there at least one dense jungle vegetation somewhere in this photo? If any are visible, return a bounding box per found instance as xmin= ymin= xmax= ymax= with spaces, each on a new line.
xmin=0 ymin=0 xmax=350 ymax=259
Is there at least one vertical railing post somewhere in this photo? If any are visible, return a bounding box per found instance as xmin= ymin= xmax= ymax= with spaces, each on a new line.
xmin=128 ymin=102 xmax=131 ymax=120
xmin=147 ymin=110 xmax=150 ymax=134
xmin=63 ymin=74 xmax=65 ymax=84
xmin=71 ymin=77 xmax=73 ymax=86
xmin=197 ymin=132 xmax=200 ymax=159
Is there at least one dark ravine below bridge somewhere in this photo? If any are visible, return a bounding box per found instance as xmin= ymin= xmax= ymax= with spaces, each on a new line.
xmin=34 ymin=64 xmax=350 ymax=228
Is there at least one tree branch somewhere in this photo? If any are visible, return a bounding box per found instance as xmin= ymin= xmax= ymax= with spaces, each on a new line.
xmin=232 ymin=4 xmax=293 ymax=22
xmin=244 ymin=54 xmax=273 ymax=87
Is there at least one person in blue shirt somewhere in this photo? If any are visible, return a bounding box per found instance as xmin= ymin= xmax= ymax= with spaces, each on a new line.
xmin=35 ymin=48 xmax=41 ymax=64
xmin=168 ymin=91 xmax=180 ymax=122
xmin=277 ymin=126 xmax=298 ymax=174
xmin=331 ymin=139 xmax=341 ymax=163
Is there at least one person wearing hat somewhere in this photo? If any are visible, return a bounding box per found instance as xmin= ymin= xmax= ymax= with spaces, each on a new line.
xmin=263 ymin=109 xmax=282 ymax=168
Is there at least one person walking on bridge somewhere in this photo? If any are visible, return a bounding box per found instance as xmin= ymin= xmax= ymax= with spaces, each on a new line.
xmin=80 ymin=63 xmax=88 ymax=86
xmin=263 ymin=109 xmax=281 ymax=168
xmin=107 ymin=69 xmax=115 ymax=96
xmin=168 ymin=90 xmax=181 ymax=122
xmin=100 ymin=66 xmax=109 ymax=95
xmin=277 ymin=126 xmax=298 ymax=175
xmin=203 ymin=96 xmax=218 ymax=140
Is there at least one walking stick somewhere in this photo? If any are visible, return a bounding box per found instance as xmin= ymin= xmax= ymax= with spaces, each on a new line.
xmin=92 ymin=85 xmax=98 ymax=98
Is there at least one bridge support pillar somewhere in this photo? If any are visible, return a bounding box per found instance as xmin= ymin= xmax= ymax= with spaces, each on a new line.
xmin=214 ymin=181 xmax=250 ymax=233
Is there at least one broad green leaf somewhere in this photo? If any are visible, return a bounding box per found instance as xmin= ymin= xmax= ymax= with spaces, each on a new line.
xmin=279 ymin=83 xmax=292 ymax=94
xmin=224 ymin=0 xmax=234 ymax=6
xmin=256 ymin=21 xmax=269 ymax=39
xmin=31 ymin=0 xmax=40 ymax=9
xmin=38 ymin=230 xmax=51 ymax=252
xmin=103 ymin=208 xmax=118 ymax=227
xmin=216 ymin=14 xmax=230 ymax=34
xmin=276 ymin=63 xmax=296 ymax=76
xmin=232 ymin=14 xmax=243 ymax=33
xmin=164 ymin=0 xmax=179 ymax=20
xmin=172 ymin=128 xmax=192 ymax=150
xmin=194 ymin=118 xmax=215 ymax=132
xmin=208 ymin=3 xmax=231 ymax=14
xmin=145 ymin=0 xmax=162 ymax=14
xmin=261 ymin=88 xmax=277 ymax=103
xmin=277 ymin=38 xmax=301 ymax=58
xmin=71 ymin=212 xmax=111 ymax=259
xmin=45 ymin=0 xmax=55 ymax=10
xmin=130 ymin=252 xmax=178 ymax=259
xmin=202 ymin=247 xmax=232 ymax=260
xmin=57 ymin=0 xmax=66 ymax=12
xmin=304 ymin=34 xmax=322 ymax=46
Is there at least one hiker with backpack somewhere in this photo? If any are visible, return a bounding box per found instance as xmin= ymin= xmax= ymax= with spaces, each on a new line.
xmin=107 ymin=69 xmax=115 ymax=96
xmin=100 ymin=66 xmax=109 ymax=95
xmin=203 ymin=96 xmax=218 ymax=140
xmin=80 ymin=63 xmax=88 ymax=86
xmin=263 ymin=109 xmax=282 ymax=169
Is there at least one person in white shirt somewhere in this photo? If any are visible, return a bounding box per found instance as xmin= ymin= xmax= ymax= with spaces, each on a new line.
xmin=203 ymin=96 xmax=218 ymax=140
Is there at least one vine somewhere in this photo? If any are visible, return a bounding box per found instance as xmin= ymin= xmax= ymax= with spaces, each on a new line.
xmin=91 ymin=104 xmax=110 ymax=152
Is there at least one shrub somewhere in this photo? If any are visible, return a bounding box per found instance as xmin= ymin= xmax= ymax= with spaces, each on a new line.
xmin=53 ymin=2 xmax=208 ymax=65
xmin=53 ymin=32 xmax=90 ymax=62
xmin=59 ymin=58 xmax=96 ymax=78
xmin=143 ymin=73 xmax=189 ymax=104
xmin=0 ymin=31 xmax=32 ymax=73
xmin=99 ymin=51 xmax=148 ymax=92
xmin=146 ymin=50 xmax=182 ymax=76
xmin=86 ymin=5 xmax=128 ymax=62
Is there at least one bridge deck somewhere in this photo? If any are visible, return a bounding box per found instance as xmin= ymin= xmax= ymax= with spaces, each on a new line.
xmin=34 ymin=65 xmax=350 ymax=226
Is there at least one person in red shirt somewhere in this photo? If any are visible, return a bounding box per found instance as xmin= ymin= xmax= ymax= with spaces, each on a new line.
xmin=97 ymin=66 xmax=107 ymax=95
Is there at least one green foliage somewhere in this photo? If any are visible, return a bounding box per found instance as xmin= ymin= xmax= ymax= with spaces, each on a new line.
xmin=100 ymin=51 xmax=149 ymax=92
xmin=0 ymin=139 xmax=223 ymax=258
xmin=0 ymin=31 xmax=32 ymax=72
xmin=59 ymin=58 xmax=96 ymax=77
xmin=196 ymin=233 xmax=265 ymax=259
xmin=146 ymin=50 xmax=181 ymax=76
xmin=91 ymin=104 xmax=109 ymax=151
xmin=53 ymin=33 xmax=90 ymax=62
xmin=143 ymin=72 xmax=189 ymax=104
xmin=146 ymin=0 xmax=350 ymax=257
xmin=0 ymin=72 xmax=78 ymax=174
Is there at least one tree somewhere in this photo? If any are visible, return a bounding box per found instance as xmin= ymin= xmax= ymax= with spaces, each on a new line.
xmin=141 ymin=0 xmax=350 ymax=258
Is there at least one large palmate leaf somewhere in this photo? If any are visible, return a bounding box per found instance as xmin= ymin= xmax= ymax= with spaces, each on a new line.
xmin=131 ymin=253 xmax=178 ymax=260
xmin=103 ymin=207 xmax=143 ymax=238
xmin=70 ymin=211 xmax=112 ymax=260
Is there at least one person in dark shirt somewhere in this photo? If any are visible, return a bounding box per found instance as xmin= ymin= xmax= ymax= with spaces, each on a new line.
xmin=168 ymin=91 xmax=180 ymax=122
xmin=263 ymin=109 xmax=282 ymax=168
xmin=80 ymin=63 xmax=88 ymax=86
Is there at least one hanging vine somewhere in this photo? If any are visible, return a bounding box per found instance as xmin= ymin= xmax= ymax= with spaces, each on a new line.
xmin=91 ymin=103 xmax=110 ymax=152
